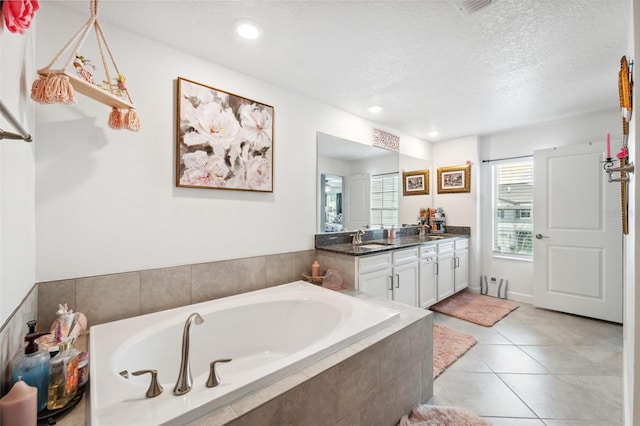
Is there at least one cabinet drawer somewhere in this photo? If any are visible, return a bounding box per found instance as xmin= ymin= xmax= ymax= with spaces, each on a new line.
xmin=393 ymin=247 xmax=419 ymax=265
xmin=420 ymin=245 xmax=437 ymax=258
xmin=455 ymin=238 xmax=469 ymax=250
xmin=358 ymin=253 xmax=392 ymax=274
xmin=437 ymin=242 xmax=454 ymax=254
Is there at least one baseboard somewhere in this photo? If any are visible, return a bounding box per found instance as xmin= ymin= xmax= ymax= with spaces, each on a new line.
xmin=506 ymin=291 xmax=533 ymax=304
xmin=467 ymin=285 xmax=532 ymax=304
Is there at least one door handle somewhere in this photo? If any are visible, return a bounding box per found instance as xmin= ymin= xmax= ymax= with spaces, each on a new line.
xmin=395 ymin=273 xmax=400 ymax=288
xmin=455 ymin=257 xmax=460 ymax=268
xmin=535 ymin=233 xmax=549 ymax=239
xmin=389 ymin=275 xmax=393 ymax=291
xmin=435 ymin=263 xmax=439 ymax=275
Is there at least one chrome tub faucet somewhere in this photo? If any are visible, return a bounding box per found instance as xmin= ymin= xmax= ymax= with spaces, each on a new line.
xmin=173 ymin=312 xmax=204 ymax=395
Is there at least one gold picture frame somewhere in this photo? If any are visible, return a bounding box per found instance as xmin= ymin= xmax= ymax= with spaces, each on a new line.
xmin=402 ymin=169 xmax=429 ymax=196
xmin=437 ymin=164 xmax=471 ymax=194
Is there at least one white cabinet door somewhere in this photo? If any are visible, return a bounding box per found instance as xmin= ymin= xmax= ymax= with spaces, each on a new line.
xmin=359 ymin=268 xmax=392 ymax=300
xmin=419 ymin=256 xmax=437 ymax=308
xmin=393 ymin=261 xmax=419 ymax=306
xmin=454 ymin=248 xmax=469 ymax=292
xmin=437 ymin=252 xmax=454 ymax=300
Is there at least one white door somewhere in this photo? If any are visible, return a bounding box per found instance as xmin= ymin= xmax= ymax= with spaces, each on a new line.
xmin=343 ymin=174 xmax=370 ymax=231
xmin=533 ymin=143 xmax=622 ymax=323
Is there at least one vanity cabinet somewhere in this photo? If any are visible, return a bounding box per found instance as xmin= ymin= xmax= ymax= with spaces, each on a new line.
xmin=436 ymin=241 xmax=455 ymax=300
xmin=391 ymin=248 xmax=419 ymax=306
xmin=419 ymin=245 xmax=437 ymax=308
xmin=357 ymin=248 xmax=419 ymax=306
xmin=358 ymin=253 xmax=392 ymax=300
xmin=454 ymin=238 xmax=469 ymax=292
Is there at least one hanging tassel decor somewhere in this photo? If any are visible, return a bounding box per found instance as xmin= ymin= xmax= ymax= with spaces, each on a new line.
xmin=107 ymin=107 xmax=124 ymax=129
xmin=124 ymin=109 xmax=140 ymax=132
xmin=31 ymin=0 xmax=140 ymax=131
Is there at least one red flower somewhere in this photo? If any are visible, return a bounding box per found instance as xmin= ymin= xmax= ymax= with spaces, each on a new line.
xmin=2 ymin=0 xmax=40 ymax=34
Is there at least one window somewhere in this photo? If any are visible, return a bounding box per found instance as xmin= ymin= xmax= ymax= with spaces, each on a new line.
xmin=492 ymin=160 xmax=533 ymax=257
xmin=370 ymin=173 xmax=398 ymax=229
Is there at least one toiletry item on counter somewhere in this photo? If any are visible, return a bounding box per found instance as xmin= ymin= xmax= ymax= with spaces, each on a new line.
xmin=311 ymin=260 xmax=320 ymax=277
xmin=0 ymin=378 xmax=37 ymax=426
xmin=77 ymin=351 xmax=89 ymax=387
xmin=47 ymin=339 xmax=79 ymax=410
xmin=11 ymin=321 xmax=50 ymax=412
xmin=389 ymin=225 xmax=396 ymax=239
xmin=322 ymin=269 xmax=344 ymax=291
xmin=37 ymin=304 xmax=87 ymax=351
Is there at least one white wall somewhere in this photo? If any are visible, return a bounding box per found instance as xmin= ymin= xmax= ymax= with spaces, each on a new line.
xmin=399 ymin=153 xmax=433 ymax=226
xmin=432 ymin=136 xmax=480 ymax=289
xmin=0 ymin=28 xmax=37 ymax=324
xmin=478 ymin=109 xmax=621 ymax=302
xmin=624 ymin=0 xmax=638 ymax=422
xmin=34 ymin=5 xmax=428 ymax=282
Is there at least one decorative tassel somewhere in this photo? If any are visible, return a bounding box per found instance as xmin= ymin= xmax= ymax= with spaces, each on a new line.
xmin=124 ymin=108 xmax=141 ymax=132
xmin=44 ymin=74 xmax=75 ymax=104
xmin=108 ymin=107 xmax=124 ymax=129
xmin=30 ymin=75 xmax=48 ymax=103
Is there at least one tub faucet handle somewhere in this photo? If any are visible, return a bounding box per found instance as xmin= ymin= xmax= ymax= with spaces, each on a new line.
xmin=132 ymin=369 xmax=163 ymax=398
xmin=206 ymin=358 xmax=232 ymax=388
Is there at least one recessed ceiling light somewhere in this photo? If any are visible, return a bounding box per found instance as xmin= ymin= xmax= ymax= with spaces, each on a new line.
xmin=236 ymin=21 xmax=261 ymax=40
xmin=428 ymin=131 xmax=440 ymax=138
xmin=369 ymin=106 xmax=382 ymax=113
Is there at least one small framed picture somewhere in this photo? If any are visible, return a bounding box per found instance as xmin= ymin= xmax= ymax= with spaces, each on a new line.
xmin=437 ymin=164 xmax=471 ymax=194
xmin=402 ymin=169 xmax=430 ymax=196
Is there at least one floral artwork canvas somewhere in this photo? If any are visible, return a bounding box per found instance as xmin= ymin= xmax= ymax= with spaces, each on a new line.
xmin=176 ymin=77 xmax=274 ymax=192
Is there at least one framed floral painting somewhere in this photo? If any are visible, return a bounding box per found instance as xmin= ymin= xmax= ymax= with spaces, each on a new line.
xmin=176 ymin=77 xmax=274 ymax=192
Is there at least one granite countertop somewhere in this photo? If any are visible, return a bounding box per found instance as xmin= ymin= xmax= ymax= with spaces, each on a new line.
xmin=316 ymin=233 xmax=469 ymax=256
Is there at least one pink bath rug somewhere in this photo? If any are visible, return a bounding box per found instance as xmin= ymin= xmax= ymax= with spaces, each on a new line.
xmin=433 ymin=323 xmax=476 ymax=379
xmin=430 ymin=290 xmax=519 ymax=327
xmin=398 ymin=404 xmax=491 ymax=426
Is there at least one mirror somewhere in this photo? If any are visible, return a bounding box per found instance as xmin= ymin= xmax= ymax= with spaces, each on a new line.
xmin=317 ymin=132 xmax=432 ymax=233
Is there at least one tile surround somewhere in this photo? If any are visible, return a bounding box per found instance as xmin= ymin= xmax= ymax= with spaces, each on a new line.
xmin=0 ymin=285 xmax=38 ymax=396
xmin=4 ymin=248 xmax=433 ymax=426
xmin=37 ymin=249 xmax=317 ymax=329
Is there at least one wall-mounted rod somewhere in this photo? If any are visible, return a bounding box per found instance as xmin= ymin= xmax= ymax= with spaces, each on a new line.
xmin=481 ymin=155 xmax=532 ymax=163
xmin=0 ymin=99 xmax=32 ymax=142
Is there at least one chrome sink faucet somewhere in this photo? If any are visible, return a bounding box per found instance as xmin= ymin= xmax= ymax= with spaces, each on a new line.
xmin=173 ymin=312 xmax=204 ymax=395
xmin=352 ymin=229 xmax=365 ymax=245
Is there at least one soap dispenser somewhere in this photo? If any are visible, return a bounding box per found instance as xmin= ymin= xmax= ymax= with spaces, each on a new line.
xmin=47 ymin=338 xmax=79 ymax=410
xmin=11 ymin=320 xmax=51 ymax=412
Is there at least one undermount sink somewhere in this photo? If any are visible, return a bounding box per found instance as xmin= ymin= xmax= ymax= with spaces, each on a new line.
xmin=427 ymin=235 xmax=446 ymax=240
xmin=358 ymin=242 xmax=392 ymax=249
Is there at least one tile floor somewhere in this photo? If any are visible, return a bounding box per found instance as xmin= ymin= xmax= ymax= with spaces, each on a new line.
xmin=428 ymin=302 xmax=623 ymax=425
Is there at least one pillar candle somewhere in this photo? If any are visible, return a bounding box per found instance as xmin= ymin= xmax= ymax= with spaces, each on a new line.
xmin=0 ymin=379 xmax=37 ymax=426
xmin=606 ymin=133 xmax=611 ymax=158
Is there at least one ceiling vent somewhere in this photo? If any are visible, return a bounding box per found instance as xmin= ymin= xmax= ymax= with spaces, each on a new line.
xmin=451 ymin=0 xmax=493 ymax=16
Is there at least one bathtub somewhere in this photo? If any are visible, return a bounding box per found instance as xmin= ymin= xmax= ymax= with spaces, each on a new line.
xmin=89 ymin=281 xmax=400 ymax=425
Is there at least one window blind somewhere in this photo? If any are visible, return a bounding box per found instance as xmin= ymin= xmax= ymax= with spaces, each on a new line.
xmin=370 ymin=173 xmax=399 ymax=229
xmin=492 ymin=160 xmax=533 ymax=256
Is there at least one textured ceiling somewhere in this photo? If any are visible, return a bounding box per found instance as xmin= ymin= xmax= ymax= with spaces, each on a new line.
xmin=58 ymin=0 xmax=630 ymax=142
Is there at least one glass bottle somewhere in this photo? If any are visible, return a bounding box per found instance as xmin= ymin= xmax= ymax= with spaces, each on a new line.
xmin=47 ymin=339 xmax=79 ymax=410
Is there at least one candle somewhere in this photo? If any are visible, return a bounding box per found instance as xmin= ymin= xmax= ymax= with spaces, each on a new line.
xmin=0 ymin=379 xmax=37 ymax=426
xmin=606 ymin=133 xmax=611 ymax=158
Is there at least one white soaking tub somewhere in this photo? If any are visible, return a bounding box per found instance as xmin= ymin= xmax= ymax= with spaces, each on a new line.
xmin=89 ymin=281 xmax=399 ymax=425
